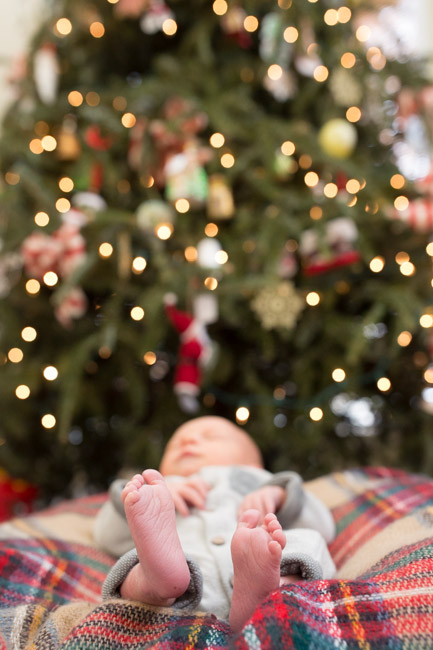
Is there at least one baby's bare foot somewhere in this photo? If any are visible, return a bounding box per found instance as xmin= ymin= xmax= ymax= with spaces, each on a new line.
xmin=229 ymin=510 xmax=285 ymax=632
xmin=120 ymin=469 xmax=190 ymax=606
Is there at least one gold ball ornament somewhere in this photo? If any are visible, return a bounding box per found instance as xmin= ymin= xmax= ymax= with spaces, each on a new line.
xmin=318 ymin=119 xmax=358 ymax=159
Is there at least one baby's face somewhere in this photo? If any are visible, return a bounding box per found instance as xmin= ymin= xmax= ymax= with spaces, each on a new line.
xmin=159 ymin=416 xmax=263 ymax=477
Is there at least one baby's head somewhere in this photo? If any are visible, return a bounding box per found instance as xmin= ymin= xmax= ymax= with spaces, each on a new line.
xmin=159 ymin=416 xmax=263 ymax=477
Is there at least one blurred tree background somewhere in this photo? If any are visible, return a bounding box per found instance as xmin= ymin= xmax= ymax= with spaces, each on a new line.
xmin=1 ymin=0 xmax=433 ymax=512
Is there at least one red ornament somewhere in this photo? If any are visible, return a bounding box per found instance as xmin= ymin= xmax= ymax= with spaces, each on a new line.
xmin=0 ymin=470 xmax=37 ymax=522
xmin=164 ymin=294 xmax=212 ymax=413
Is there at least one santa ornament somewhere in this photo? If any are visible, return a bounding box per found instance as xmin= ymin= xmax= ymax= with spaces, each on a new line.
xmin=164 ymin=293 xmax=212 ymax=413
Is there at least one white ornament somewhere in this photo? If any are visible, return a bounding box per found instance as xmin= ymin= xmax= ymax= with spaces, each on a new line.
xmin=193 ymin=293 xmax=219 ymax=324
xmin=196 ymin=238 xmax=222 ymax=268
xmin=33 ymin=44 xmax=59 ymax=105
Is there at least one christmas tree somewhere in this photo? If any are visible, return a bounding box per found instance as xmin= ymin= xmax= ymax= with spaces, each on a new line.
xmin=1 ymin=0 xmax=432 ymax=505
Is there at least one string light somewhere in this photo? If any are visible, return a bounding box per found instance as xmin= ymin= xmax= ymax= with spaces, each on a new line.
xmin=204 ymin=277 xmax=218 ymax=290
xmin=90 ymin=21 xmax=105 ymax=38
xmin=86 ymin=92 xmax=100 ymax=106
xmin=213 ymin=0 xmax=228 ymax=15
xmin=210 ymin=133 xmax=225 ymax=148
xmin=304 ymin=171 xmax=319 ymax=188
xmin=21 ymin=327 xmax=37 ymax=342
xmin=56 ymin=198 xmax=71 ymax=213
xmin=400 ymin=261 xmax=415 ymax=276
xmin=220 ymin=153 xmax=235 ymax=168
xmin=99 ymin=242 xmax=113 ymax=257
xmin=309 ymin=407 xmax=323 ymax=421
xmin=425 ymin=242 xmax=433 ymax=257
xmin=377 ymin=377 xmax=391 ymax=392
xmin=175 ymin=199 xmax=190 ymax=213
xmin=5 ymin=172 xmax=20 ymax=185
xmin=29 ymin=139 xmax=44 ymax=154
xmin=332 ymin=368 xmax=346 ymax=382
xmin=424 ymin=367 xmax=433 ymax=384
xmin=314 ymin=66 xmax=329 ymax=82
xmin=310 ymin=206 xmax=323 ymax=220
xmin=43 ymin=271 xmax=59 ymax=287
xmin=41 ymin=414 xmax=56 ymax=429
xmin=113 ymin=96 xmax=127 ymax=111
xmin=306 ymin=291 xmax=320 ymax=306
xmin=337 ymin=7 xmax=352 ymax=23
xmin=324 ymin=9 xmax=338 ymax=25
xmin=15 ymin=385 xmax=30 ymax=400
xmin=68 ymin=90 xmax=83 ymax=106
xmin=346 ymin=106 xmax=362 ymax=123
xmin=59 ymin=177 xmax=74 ymax=192
xmin=356 ymin=25 xmax=371 ymax=42
xmin=26 ymin=279 xmax=41 ymax=295
xmin=43 ymin=366 xmax=59 ymax=381
xmin=281 ymin=140 xmax=296 ymax=156
xmin=244 ymin=16 xmax=259 ymax=32
xmin=98 ymin=346 xmax=112 ymax=359
xmin=144 ymin=351 xmax=157 ymax=365
xmin=132 ymin=257 xmax=147 ymax=273
xmin=299 ymin=154 xmax=312 ymax=169
xmin=155 ymin=223 xmax=173 ymax=240
xmin=205 ymin=223 xmax=219 ymax=237
xmin=346 ymin=179 xmax=361 ymax=194
xmin=34 ymin=211 xmax=50 ymax=227
xmin=397 ymin=331 xmax=412 ymax=347
xmin=390 ymin=174 xmax=405 ymax=189
xmin=420 ymin=314 xmax=433 ymax=328
xmin=236 ymin=406 xmax=250 ymax=424
xmin=121 ymin=112 xmax=136 ymax=128
xmin=268 ymin=64 xmax=283 ymax=80
xmin=324 ymin=183 xmax=338 ymax=198
xmin=341 ymin=52 xmax=356 ymax=68
xmin=369 ymin=256 xmax=385 ymax=273
xmin=55 ymin=18 xmax=72 ymax=36
xmin=185 ymin=246 xmax=198 ymax=262
xmin=8 ymin=348 xmax=23 ymax=363
xmin=41 ymin=135 xmax=57 ymax=151
xmin=131 ymin=306 xmax=145 ymax=321
xmin=215 ymin=250 xmax=228 ymax=264
xmin=283 ymin=26 xmax=299 ymax=43
xmin=162 ymin=19 xmax=177 ymax=35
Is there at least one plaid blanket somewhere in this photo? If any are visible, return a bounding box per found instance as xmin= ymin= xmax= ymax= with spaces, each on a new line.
xmin=1 ymin=467 xmax=433 ymax=649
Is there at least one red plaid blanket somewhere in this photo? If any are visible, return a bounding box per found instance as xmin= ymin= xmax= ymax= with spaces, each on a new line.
xmin=1 ymin=468 xmax=432 ymax=649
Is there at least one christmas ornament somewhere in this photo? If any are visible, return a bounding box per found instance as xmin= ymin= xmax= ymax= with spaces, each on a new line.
xmin=164 ymin=147 xmax=209 ymax=206
xmin=221 ymin=6 xmax=251 ymax=48
xmin=0 ymin=253 xmax=22 ymax=298
xmin=251 ymin=282 xmax=304 ymax=330
xmin=390 ymin=198 xmax=433 ymax=232
xmin=114 ymin=0 xmax=149 ymax=18
xmin=274 ymin=152 xmax=297 ymax=180
xmin=136 ymin=200 xmax=175 ymax=232
xmin=300 ymin=217 xmax=361 ymax=275
xmin=140 ymin=0 xmax=174 ymax=34
xmin=193 ymin=293 xmax=219 ymax=325
xmin=196 ymin=238 xmax=222 ymax=268
xmin=264 ymin=69 xmax=297 ymax=102
xmin=207 ymin=175 xmax=234 ymax=219
xmin=54 ymin=287 xmax=88 ymax=328
xmin=318 ymin=119 xmax=358 ymax=159
xmin=21 ymin=231 xmax=63 ymax=280
xmin=73 ymin=191 xmax=107 ymax=214
xmin=278 ymin=248 xmax=298 ymax=279
xmin=330 ymin=69 xmax=363 ymax=107
xmin=21 ymin=225 xmax=86 ymax=280
xmin=85 ymin=125 xmax=112 ymax=151
xmin=57 ymin=118 xmax=81 ymax=162
xmin=0 ymin=469 xmax=37 ymax=522
xmin=33 ymin=43 xmax=59 ymax=105
xmin=164 ymin=293 xmax=213 ymax=413
xmin=259 ymin=13 xmax=291 ymax=65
